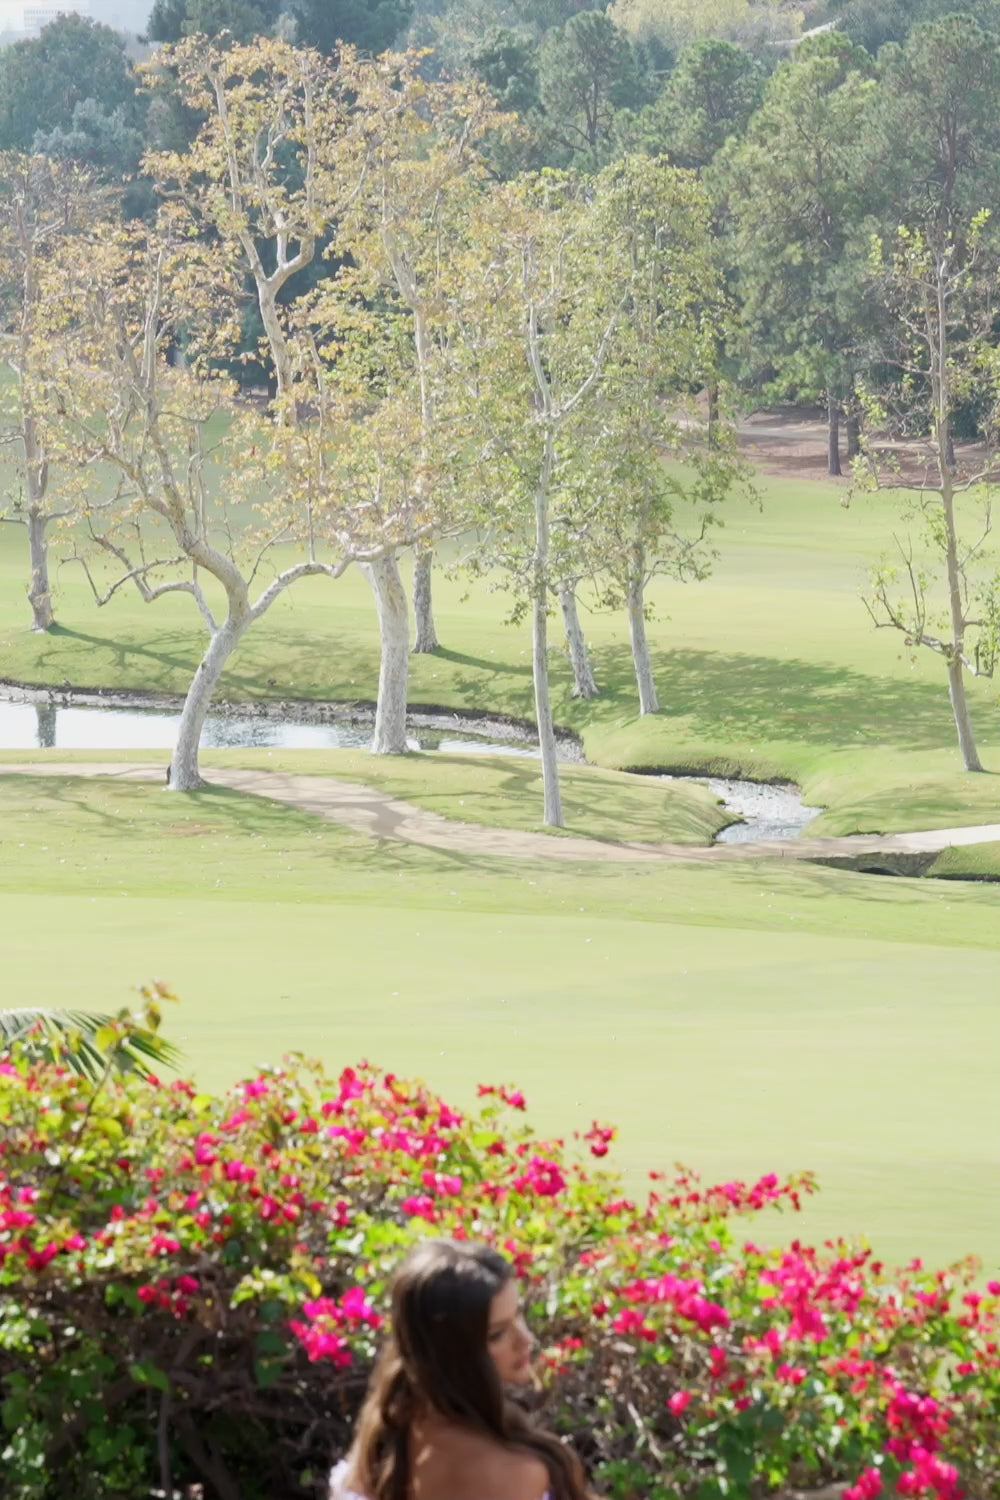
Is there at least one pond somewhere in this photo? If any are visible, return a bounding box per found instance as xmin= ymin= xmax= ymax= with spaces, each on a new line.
xmin=0 ymin=698 xmax=574 ymax=760
xmin=657 ymin=773 xmax=821 ymax=843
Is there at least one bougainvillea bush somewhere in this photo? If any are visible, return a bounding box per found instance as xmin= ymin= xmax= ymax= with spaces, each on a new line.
xmin=2 ymin=1049 xmax=999 ymax=1500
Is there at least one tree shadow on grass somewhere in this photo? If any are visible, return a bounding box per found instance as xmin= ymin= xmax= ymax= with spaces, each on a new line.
xmin=13 ymin=624 xmax=982 ymax=758
xmin=552 ymin=646 xmax=976 ymax=753
xmin=0 ymin=773 xmax=495 ymax=879
xmin=394 ymin=754 xmax=721 ymax=845
xmin=712 ymin=856 xmax=990 ymax=916
xmin=26 ymin=624 xmax=208 ymax=693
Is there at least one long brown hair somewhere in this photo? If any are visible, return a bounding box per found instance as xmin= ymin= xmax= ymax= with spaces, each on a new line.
xmin=349 ymin=1240 xmax=588 ymax=1500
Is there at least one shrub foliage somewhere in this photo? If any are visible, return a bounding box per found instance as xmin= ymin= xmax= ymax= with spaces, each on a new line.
xmin=1 ymin=1050 xmax=998 ymax=1500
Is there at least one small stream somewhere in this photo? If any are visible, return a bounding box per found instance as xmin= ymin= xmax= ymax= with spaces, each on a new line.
xmin=0 ymin=699 xmax=578 ymax=761
xmin=657 ymin=773 xmax=821 ymax=843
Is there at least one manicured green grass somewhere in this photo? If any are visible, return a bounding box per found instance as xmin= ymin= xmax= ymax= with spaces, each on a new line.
xmin=1 ymin=771 xmax=998 ymax=1272
xmin=2 ymin=466 xmax=998 ymax=1272
xmin=927 ymin=841 xmax=1000 ymax=881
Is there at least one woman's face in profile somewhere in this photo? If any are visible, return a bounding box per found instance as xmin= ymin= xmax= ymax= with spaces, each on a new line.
xmin=486 ymin=1279 xmax=535 ymax=1386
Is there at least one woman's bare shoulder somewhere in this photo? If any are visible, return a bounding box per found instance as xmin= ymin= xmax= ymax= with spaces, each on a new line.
xmin=478 ymin=1447 xmax=550 ymax=1500
xmin=437 ymin=1430 xmax=549 ymax=1500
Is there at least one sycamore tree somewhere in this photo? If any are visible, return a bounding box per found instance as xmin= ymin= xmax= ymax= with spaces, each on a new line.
xmin=34 ymin=216 xmax=410 ymax=790
xmin=570 ymin=157 xmax=740 ymax=715
xmin=334 ymin=56 xmax=504 ymax=664
xmin=0 ymin=155 xmax=105 ymax=632
xmin=441 ymin=172 xmax=627 ymax=826
xmin=144 ymin=40 xmax=483 ymax=754
xmin=442 ymin=160 xmax=731 ymax=815
xmin=854 ymin=220 xmax=1000 ymax=773
xmin=143 ymin=39 xmax=361 ymax=410
xmin=302 ymin=267 xmax=464 ymax=752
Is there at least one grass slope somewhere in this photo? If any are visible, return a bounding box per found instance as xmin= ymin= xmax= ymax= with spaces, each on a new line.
xmin=927 ymin=841 xmax=1000 ymax=882
xmin=1 ymin=772 xmax=997 ymax=1271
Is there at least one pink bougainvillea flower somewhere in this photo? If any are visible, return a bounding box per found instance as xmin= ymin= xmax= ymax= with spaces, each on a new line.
xmin=194 ymin=1133 xmax=218 ymax=1166
xmin=289 ymin=1320 xmax=352 ymax=1367
xmin=584 ymin=1123 xmax=616 ymax=1158
xmin=400 ymin=1194 xmax=438 ymax=1222
xmin=224 ymin=1160 xmax=256 ymax=1184
xmin=477 ymin=1084 xmax=527 ymax=1111
xmin=302 ymin=1297 xmax=338 ymax=1319
xmin=339 ymin=1287 xmax=382 ymax=1328
xmin=149 ymin=1232 xmax=180 ymax=1256
xmin=513 ymin=1156 xmax=566 ymax=1197
xmin=421 ymin=1170 xmax=463 ymax=1198
xmin=612 ymin=1309 xmax=657 ymax=1343
xmin=668 ymin=1391 xmax=693 ymax=1416
xmin=26 ymin=1243 xmax=60 ymax=1271
xmin=0 ymin=1209 xmax=36 ymax=1229
xmin=844 ymin=1468 xmax=883 ymax=1500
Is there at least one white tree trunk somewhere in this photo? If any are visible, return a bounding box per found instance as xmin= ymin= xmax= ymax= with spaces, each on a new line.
xmin=947 ymin=654 xmax=983 ymax=772
xmin=532 ymin=586 xmax=563 ymax=828
xmin=27 ymin=508 xmax=54 ymax=632
xmin=940 ymin=465 xmax=983 ymax=772
xmin=412 ymin=547 xmax=439 ymax=654
xmin=627 ymin=569 xmax=659 ymax=716
xmin=365 ymin=552 xmax=410 ymax=755
xmin=560 ymin=587 xmax=598 ymax=699
xmin=933 ymin=317 xmax=984 ymax=771
xmin=169 ymin=617 xmax=247 ymax=790
xmin=533 ymin=458 xmax=563 ymax=828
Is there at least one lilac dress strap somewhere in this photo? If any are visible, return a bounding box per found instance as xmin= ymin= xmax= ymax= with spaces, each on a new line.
xmin=329 ymin=1459 xmax=551 ymax=1500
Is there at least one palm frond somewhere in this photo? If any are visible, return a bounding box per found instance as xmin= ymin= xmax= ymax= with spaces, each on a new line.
xmin=0 ymin=1007 xmax=182 ymax=1082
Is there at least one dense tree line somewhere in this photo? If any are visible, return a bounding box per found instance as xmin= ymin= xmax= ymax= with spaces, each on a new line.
xmin=1 ymin=1 xmax=998 ymax=799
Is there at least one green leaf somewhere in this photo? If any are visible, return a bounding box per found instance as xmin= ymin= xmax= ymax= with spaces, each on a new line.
xmin=128 ymin=1361 xmax=169 ymax=1392
xmin=254 ymin=1329 xmax=287 ymax=1355
xmin=253 ymin=1358 xmax=284 ymax=1389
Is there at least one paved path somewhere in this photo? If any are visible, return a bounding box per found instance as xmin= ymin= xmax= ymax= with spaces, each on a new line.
xmin=3 ymin=761 xmax=998 ymax=866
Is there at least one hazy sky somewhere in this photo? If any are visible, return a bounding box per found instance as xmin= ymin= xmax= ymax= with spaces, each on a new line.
xmin=86 ymin=0 xmax=153 ymax=33
xmin=0 ymin=0 xmax=153 ymax=35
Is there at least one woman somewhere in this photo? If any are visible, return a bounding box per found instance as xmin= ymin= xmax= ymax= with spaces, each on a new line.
xmin=330 ymin=1239 xmax=590 ymax=1500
